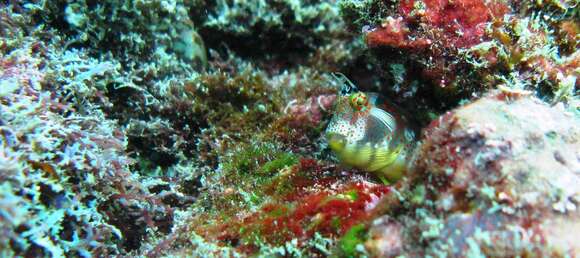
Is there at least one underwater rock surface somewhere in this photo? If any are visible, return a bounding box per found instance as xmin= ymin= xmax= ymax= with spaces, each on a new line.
xmin=0 ymin=0 xmax=578 ymax=257
xmin=399 ymin=92 xmax=580 ymax=256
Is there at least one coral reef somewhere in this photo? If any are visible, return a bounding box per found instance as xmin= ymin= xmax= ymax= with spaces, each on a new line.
xmin=369 ymin=0 xmax=508 ymax=49
xmin=0 ymin=30 xmax=168 ymax=257
xmin=0 ymin=0 xmax=578 ymax=257
xmin=202 ymin=159 xmax=390 ymax=255
xmin=192 ymin=0 xmax=351 ymax=65
xmin=2 ymin=1 xmax=356 ymax=255
xmin=144 ymin=153 xmax=392 ymax=256
xmin=342 ymin=0 xmax=510 ymax=97
xmin=340 ymin=0 xmax=578 ymax=115
xmin=34 ymin=0 xmax=206 ymax=69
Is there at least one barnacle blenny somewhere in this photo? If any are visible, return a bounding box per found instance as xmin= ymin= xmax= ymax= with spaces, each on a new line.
xmin=326 ymin=73 xmax=416 ymax=183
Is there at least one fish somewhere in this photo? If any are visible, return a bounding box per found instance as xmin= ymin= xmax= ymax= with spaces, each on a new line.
xmin=326 ymin=73 xmax=416 ymax=184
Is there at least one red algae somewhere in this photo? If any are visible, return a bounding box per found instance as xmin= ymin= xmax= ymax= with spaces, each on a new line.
xmin=263 ymin=158 xmax=345 ymax=201
xmin=365 ymin=0 xmax=510 ymax=88
xmin=399 ymin=0 xmax=508 ymax=48
xmin=366 ymin=16 xmax=432 ymax=49
xmin=368 ymin=0 xmax=509 ymax=50
xmin=194 ymin=157 xmax=394 ymax=254
xmin=229 ymin=182 xmax=390 ymax=249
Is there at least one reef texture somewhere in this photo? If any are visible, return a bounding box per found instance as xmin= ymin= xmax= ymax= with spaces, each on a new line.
xmin=340 ymin=0 xmax=578 ymax=116
xmin=365 ymin=91 xmax=580 ymax=257
xmin=0 ymin=0 xmax=578 ymax=257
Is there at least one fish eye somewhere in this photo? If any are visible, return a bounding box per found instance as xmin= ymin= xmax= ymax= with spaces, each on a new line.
xmin=349 ymin=92 xmax=368 ymax=111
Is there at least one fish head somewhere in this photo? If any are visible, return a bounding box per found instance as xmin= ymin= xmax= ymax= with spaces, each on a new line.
xmin=326 ymin=90 xmax=397 ymax=148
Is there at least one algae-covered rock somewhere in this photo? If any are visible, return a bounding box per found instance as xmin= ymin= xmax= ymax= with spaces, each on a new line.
xmin=415 ymin=91 xmax=579 ymax=212
xmin=35 ymin=0 xmax=206 ymax=68
xmin=416 ymin=91 xmax=579 ymax=255
xmin=1 ymin=0 xmax=578 ymax=257
xmin=364 ymin=91 xmax=579 ymax=257
xmin=339 ymin=0 xmax=579 ymax=111
xmin=193 ymin=0 xmax=350 ymax=62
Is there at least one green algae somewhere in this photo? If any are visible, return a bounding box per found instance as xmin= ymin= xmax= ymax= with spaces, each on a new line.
xmin=260 ymin=153 xmax=299 ymax=175
xmin=338 ymin=224 xmax=368 ymax=257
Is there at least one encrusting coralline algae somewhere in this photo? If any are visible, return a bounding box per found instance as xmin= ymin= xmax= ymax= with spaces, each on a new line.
xmin=0 ymin=0 xmax=578 ymax=257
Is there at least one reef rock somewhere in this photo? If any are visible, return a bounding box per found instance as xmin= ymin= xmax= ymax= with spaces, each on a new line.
xmin=366 ymin=91 xmax=579 ymax=257
xmin=419 ymin=91 xmax=579 ymax=256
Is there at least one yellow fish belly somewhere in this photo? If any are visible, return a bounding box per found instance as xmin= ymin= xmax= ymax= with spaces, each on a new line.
xmin=329 ymin=138 xmax=407 ymax=183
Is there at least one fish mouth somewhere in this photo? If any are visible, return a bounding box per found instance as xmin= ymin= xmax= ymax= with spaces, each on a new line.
xmin=326 ymin=132 xmax=347 ymax=151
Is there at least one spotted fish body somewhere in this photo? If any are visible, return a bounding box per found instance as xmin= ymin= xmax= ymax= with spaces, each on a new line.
xmin=326 ymin=74 xmax=415 ymax=183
